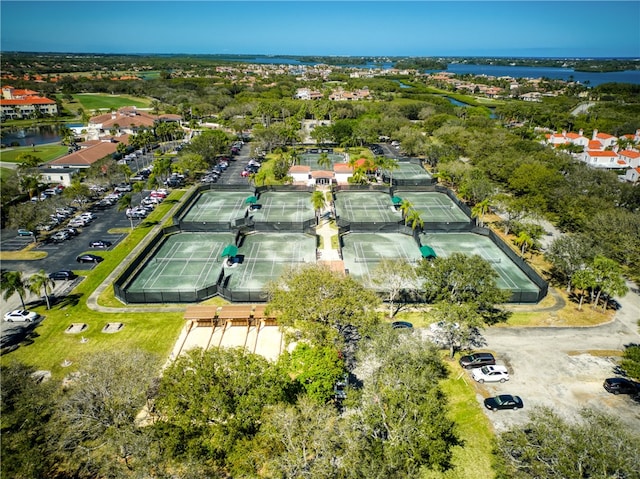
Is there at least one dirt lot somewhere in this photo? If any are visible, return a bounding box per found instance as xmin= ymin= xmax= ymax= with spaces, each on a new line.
xmin=464 ymin=282 xmax=640 ymax=433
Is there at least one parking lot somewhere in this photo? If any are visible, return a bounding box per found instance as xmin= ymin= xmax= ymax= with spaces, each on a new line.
xmin=460 ymin=286 xmax=640 ymax=433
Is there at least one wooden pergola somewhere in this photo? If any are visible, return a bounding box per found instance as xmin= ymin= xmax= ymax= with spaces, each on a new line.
xmin=184 ymin=304 xmax=278 ymax=327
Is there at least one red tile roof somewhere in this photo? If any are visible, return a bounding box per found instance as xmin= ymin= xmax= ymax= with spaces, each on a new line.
xmin=47 ymin=137 xmax=128 ymax=167
xmin=289 ymin=165 xmax=311 ymax=174
xmin=586 ymin=150 xmax=617 ymax=157
xmin=588 ymin=140 xmax=603 ymax=150
xmin=620 ymin=149 xmax=640 ymax=159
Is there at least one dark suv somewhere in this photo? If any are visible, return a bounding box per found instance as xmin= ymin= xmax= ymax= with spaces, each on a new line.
xmin=459 ymin=352 xmax=496 ymax=369
xmin=603 ymin=377 xmax=640 ymax=395
xmin=49 ymin=270 xmax=77 ymax=281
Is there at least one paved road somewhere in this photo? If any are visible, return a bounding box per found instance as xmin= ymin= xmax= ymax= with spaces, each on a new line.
xmin=475 ymin=281 xmax=640 ymax=432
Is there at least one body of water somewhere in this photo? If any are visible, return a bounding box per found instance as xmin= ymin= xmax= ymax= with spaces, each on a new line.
xmin=433 ymin=64 xmax=640 ymax=86
xmin=1 ymin=124 xmax=80 ymax=147
xmin=227 ymin=56 xmax=640 ymax=86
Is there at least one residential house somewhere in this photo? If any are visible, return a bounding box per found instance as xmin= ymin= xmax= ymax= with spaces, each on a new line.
xmin=581 ymin=150 xmax=625 ymax=169
xmin=592 ymin=129 xmax=617 ymax=149
xmin=1 ymin=85 xmax=58 ymax=120
xmin=333 ymin=163 xmax=353 ymax=185
xmin=294 ymin=88 xmax=323 ymax=100
xmin=624 ymin=167 xmax=640 ymax=183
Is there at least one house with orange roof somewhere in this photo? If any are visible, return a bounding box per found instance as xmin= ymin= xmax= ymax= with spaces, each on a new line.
xmin=87 ymin=107 xmax=181 ymax=140
xmin=1 ymin=85 xmax=58 ymax=120
xmin=44 ymin=136 xmax=129 ymax=174
xmin=581 ymin=150 xmax=624 ymax=169
xmin=592 ymin=129 xmax=617 ymax=149
xmin=333 ymin=163 xmax=354 ymax=184
xmin=288 ymin=165 xmax=313 ymax=185
xmin=624 ymin=167 xmax=640 ymax=184
xmin=619 ymin=149 xmax=640 ymax=168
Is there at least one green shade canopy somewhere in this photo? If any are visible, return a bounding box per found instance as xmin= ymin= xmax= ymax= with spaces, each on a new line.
xmin=391 ymin=196 xmax=402 ymax=204
xmin=221 ymin=244 xmax=239 ymax=258
xmin=245 ymin=196 xmax=258 ymax=204
xmin=420 ymin=245 xmax=437 ymax=258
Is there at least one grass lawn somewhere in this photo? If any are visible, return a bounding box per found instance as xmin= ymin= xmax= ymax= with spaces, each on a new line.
xmin=0 ymin=144 xmax=68 ymax=163
xmin=68 ymin=93 xmax=151 ymax=111
xmin=0 ymin=191 xmax=188 ymax=380
xmin=0 ymin=166 xmax=14 ymax=180
xmin=423 ymin=357 xmax=496 ymax=479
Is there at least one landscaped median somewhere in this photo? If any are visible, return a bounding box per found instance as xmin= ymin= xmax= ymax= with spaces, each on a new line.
xmin=0 ymin=190 xmax=188 ymax=379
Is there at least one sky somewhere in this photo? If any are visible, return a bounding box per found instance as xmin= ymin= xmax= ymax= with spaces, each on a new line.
xmin=1 ymin=1 xmax=639 ymax=58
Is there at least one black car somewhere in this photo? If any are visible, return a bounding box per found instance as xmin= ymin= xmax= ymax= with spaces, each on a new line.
xmin=89 ymin=240 xmax=112 ymax=248
xmin=459 ymin=352 xmax=496 ymax=369
xmin=49 ymin=270 xmax=78 ymax=281
xmin=484 ymin=394 xmax=524 ymax=411
xmin=603 ymin=377 xmax=640 ymax=395
xmin=391 ymin=321 xmax=413 ymax=329
xmin=76 ymin=253 xmax=104 ymax=263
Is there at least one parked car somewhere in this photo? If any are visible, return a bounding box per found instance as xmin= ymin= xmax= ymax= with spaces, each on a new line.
xmin=472 ymin=365 xmax=510 ymax=383
xmin=69 ymin=218 xmax=88 ymax=228
xmin=391 ymin=321 xmax=413 ymax=329
xmin=603 ymin=377 xmax=640 ymax=395
xmin=17 ymin=229 xmax=34 ymax=236
xmin=50 ymin=231 xmax=70 ymax=243
xmin=49 ymin=270 xmax=77 ymax=281
xmin=4 ymin=309 xmax=39 ymax=322
xmin=459 ymin=352 xmax=496 ymax=369
xmin=62 ymin=227 xmax=79 ymax=236
xmin=76 ymin=253 xmax=104 ymax=263
xmin=80 ymin=212 xmax=97 ymax=220
xmin=484 ymin=394 xmax=524 ymax=411
xmin=114 ymin=183 xmax=132 ymax=192
xmin=89 ymin=240 xmax=112 ymax=248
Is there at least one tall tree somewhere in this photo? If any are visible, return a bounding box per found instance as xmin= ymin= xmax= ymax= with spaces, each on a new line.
xmin=311 ymin=190 xmax=327 ymax=223
xmin=51 ymin=350 xmax=160 ymax=478
xmin=495 ymin=407 xmax=640 ymax=479
xmin=117 ymin=193 xmax=134 ymax=230
xmin=342 ymin=329 xmax=460 ymax=477
xmin=370 ymin=258 xmax=419 ymax=318
xmin=545 ymin=234 xmax=595 ymax=292
xmin=317 ymin=152 xmax=332 ymax=170
xmin=267 ymin=264 xmax=381 ymax=350
xmin=1 ymin=270 xmax=28 ymax=309
xmin=28 ymin=270 xmax=55 ymax=310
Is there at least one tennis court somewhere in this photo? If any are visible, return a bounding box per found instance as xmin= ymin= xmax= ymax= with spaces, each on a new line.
xmin=299 ymin=152 xmax=345 ymax=170
xmin=181 ymin=190 xmax=252 ymax=223
xmin=393 ymin=191 xmax=470 ymax=223
xmin=127 ymin=232 xmax=234 ymax=294
xmin=384 ymin=162 xmax=432 ymax=181
xmin=249 ymin=191 xmax=315 ymax=223
xmin=334 ymin=191 xmax=403 ymax=223
xmin=419 ymin=232 xmax=540 ymax=296
xmin=341 ymin=233 xmax=422 ymax=287
xmin=225 ymin=233 xmax=317 ymax=291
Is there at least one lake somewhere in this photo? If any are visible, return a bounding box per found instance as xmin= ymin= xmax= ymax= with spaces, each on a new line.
xmin=222 ymin=56 xmax=640 ymax=86
xmin=431 ymin=64 xmax=640 ymax=86
xmin=1 ymin=124 xmax=81 ymax=147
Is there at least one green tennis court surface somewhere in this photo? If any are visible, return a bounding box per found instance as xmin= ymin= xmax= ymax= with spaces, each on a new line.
xmin=248 ymin=191 xmax=315 ymax=223
xmin=335 ymin=191 xmax=403 ymax=223
xmin=182 ymin=190 xmax=251 ymax=223
xmin=419 ymin=232 xmax=540 ymax=295
xmin=393 ymin=191 xmax=470 ymax=223
xmin=341 ymin=233 xmax=422 ymax=287
xmin=127 ymin=232 xmax=234 ymax=293
xmin=226 ymin=233 xmax=317 ymax=291
xmin=299 ymin=153 xmax=345 ymax=170
xmin=385 ymin=162 xmax=432 ymax=181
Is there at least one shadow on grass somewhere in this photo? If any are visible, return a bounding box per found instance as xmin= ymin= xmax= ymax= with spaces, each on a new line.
xmin=140 ymin=220 xmax=160 ymax=228
xmin=53 ymin=293 xmax=84 ymax=309
xmin=1 ymin=321 xmax=42 ymax=355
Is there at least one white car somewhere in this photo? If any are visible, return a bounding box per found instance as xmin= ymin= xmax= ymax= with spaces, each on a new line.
xmin=472 ymin=365 xmax=510 ymax=383
xmin=4 ymin=309 xmax=39 ymax=322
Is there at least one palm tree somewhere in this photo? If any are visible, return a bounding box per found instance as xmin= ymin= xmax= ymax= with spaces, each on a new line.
xmin=515 ymin=231 xmax=533 ymax=256
xmin=311 ymin=190 xmax=327 ymax=223
xmin=572 ymin=268 xmax=595 ymax=311
xmin=406 ymin=209 xmax=424 ymax=231
xmin=28 ymin=270 xmax=55 ymax=310
xmin=1 ymin=271 xmax=28 ymax=309
xmin=399 ymin=200 xmax=413 ymax=221
xmin=471 ymin=199 xmax=491 ymax=228
xmin=317 ymin=152 xmax=332 ymax=170
xmin=118 ymin=193 xmax=134 ymax=230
